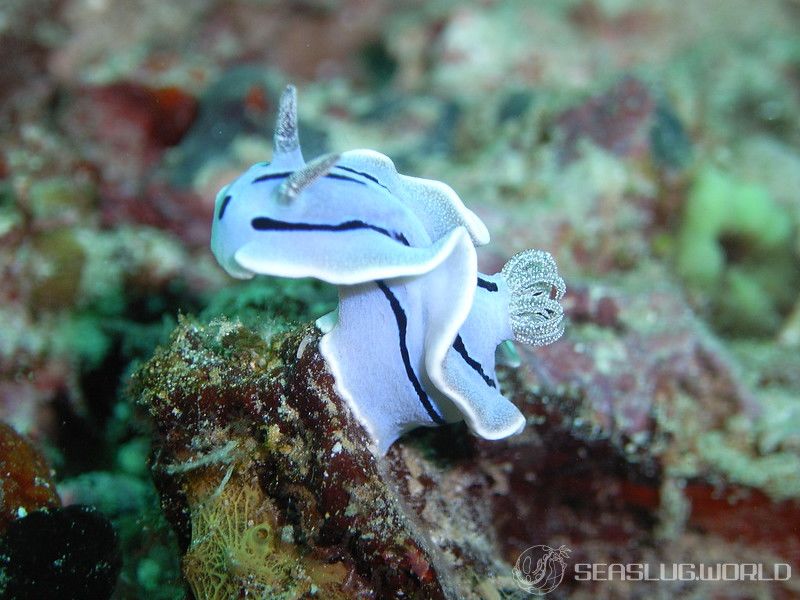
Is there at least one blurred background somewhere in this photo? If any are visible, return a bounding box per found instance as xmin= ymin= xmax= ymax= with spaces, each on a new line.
xmin=1 ymin=1 xmax=799 ymax=598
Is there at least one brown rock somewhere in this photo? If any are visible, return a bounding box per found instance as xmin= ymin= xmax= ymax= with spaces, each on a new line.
xmin=0 ymin=421 xmax=60 ymax=532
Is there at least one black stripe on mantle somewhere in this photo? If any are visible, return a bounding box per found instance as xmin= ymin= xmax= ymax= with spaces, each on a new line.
xmin=376 ymin=280 xmax=445 ymax=425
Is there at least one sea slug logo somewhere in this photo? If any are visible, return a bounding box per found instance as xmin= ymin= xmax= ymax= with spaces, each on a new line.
xmin=513 ymin=544 xmax=571 ymax=595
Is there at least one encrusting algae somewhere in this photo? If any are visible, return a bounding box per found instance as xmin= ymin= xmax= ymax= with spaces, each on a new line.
xmin=182 ymin=469 xmax=348 ymax=600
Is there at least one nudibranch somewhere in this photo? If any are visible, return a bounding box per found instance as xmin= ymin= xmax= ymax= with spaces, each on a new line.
xmin=211 ymin=85 xmax=565 ymax=454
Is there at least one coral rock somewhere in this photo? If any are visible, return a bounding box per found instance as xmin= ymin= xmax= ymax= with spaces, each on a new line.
xmin=0 ymin=422 xmax=60 ymax=532
xmin=135 ymin=290 xmax=800 ymax=599
xmin=134 ymin=318 xmax=514 ymax=599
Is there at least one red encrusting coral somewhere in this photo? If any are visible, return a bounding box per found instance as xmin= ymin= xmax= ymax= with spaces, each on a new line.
xmin=557 ymin=76 xmax=655 ymax=164
xmin=0 ymin=422 xmax=60 ymax=533
xmin=62 ymin=82 xmax=198 ymax=186
xmin=99 ymin=182 xmax=214 ymax=249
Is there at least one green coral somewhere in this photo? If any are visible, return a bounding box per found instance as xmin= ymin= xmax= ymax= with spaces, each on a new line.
xmin=675 ymin=166 xmax=798 ymax=336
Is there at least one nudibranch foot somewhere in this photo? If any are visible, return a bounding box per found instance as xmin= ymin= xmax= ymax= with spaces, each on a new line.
xmin=429 ymin=346 xmax=526 ymax=441
xmin=319 ymin=226 xmax=477 ymax=454
xmin=427 ymin=270 xmax=520 ymax=441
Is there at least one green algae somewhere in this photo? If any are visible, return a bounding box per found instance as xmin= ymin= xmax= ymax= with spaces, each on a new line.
xmin=697 ymin=431 xmax=800 ymax=501
xmin=26 ymin=177 xmax=96 ymax=220
xmin=0 ymin=182 xmax=21 ymax=237
xmin=201 ymin=277 xmax=337 ymax=330
xmin=29 ymin=228 xmax=87 ymax=312
xmin=51 ymin=314 xmax=112 ymax=369
xmin=755 ymin=389 xmax=800 ymax=455
xmin=675 ymin=166 xmax=798 ymax=336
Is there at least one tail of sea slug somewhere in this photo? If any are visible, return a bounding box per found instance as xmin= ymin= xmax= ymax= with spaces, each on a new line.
xmin=501 ymin=249 xmax=566 ymax=346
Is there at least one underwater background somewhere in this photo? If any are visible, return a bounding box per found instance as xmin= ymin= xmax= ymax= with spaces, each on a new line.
xmin=1 ymin=0 xmax=799 ymax=598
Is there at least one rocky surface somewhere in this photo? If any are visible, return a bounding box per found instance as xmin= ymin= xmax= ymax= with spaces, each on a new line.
xmin=133 ymin=309 xmax=799 ymax=599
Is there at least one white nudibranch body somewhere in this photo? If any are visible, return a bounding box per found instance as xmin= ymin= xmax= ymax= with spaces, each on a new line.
xmin=211 ymin=85 xmax=566 ymax=454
